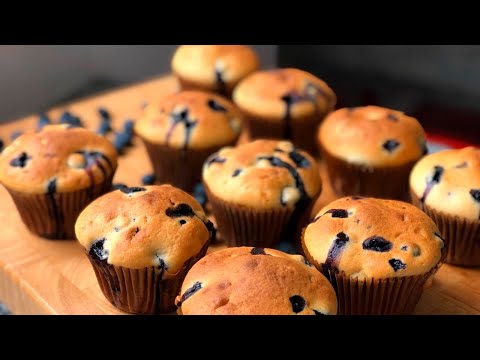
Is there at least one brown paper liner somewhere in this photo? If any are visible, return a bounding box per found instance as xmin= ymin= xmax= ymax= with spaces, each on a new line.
xmin=5 ymin=177 xmax=113 ymax=240
xmin=88 ymin=239 xmax=211 ymax=314
xmin=318 ymin=265 xmax=440 ymax=315
xmin=410 ymin=190 xmax=480 ymax=266
xmin=301 ymin=231 xmax=444 ymax=314
xmin=321 ymin=147 xmax=419 ymax=201
xmin=141 ymin=139 xmax=231 ymax=193
xmin=241 ymin=108 xmax=325 ymax=156
xmin=175 ymin=74 xmax=233 ymax=99
xmin=205 ymin=184 xmax=315 ymax=248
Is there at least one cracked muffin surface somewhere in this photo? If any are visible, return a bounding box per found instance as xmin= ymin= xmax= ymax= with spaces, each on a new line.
xmin=135 ymin=90 xmax=243 ymax=150
xmin=202 ymin=139 xmax=321 ymax=209
xmin=75 ymin=185 xmax=212 ymax=275
xmin=410 ymin=146 xmax=480 ymax=221
xmin=302 ymin=197 xmax=445 ymax=279
xmin=175 ymin=246 xmax=337 ymax=315
xmin=0 ymin=124 xmax=118 ymax=194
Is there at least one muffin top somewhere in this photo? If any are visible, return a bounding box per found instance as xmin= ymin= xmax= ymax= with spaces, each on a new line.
xmin=302 ymin=197 xmax=444 ymax=279
xmin=171 ymin=45 xmax=259 ymax=89
xmin=0 ymin=124 xmax=118 ymax=194
xmin=202 ymin=139 xmax=322 ymax=209
xmin=135 ymin=91 xmax=243 ymax=150
xmin=410 ymin=146 xmax=480 ymax=221
xmin=232 ymin=68 xmax=336 ymax=120
xmin=75 ymin=185 xmax=212 ymax=275
xmin=175 ymin=246 xmax=338 ymax=315
xmin=318 ymin=106 xmax=427 ymax=167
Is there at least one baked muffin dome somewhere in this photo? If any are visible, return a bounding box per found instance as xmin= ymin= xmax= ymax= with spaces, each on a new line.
xmin=410 ymin=146 xmax=480 ymax=221
xmin=135 ymin=91 xmax=243 ymax=191
xmin=318 ymin=106 xmax=427 ymax=167
xmin=0 ymin=124 xmax=118 ymax=239
xmin=202 ymin=139 xmax=321 ymax=209
xmin=233 ymin=68 xmax=335 ymax=121
xmin=171 ymin=45 xmax=259 ymax=96
xmin=0 ymin=124 xmax=118 ymax=194
xmin=135 ymin=90 xmax=243 ymax=150
xmin=175 ymin=246 xmax=338 ymax=315
xmin=303 ymin=196 xmax=445 ymax=279
xmin=409 ymin=147 xmax=480 ymax=266
xmin=233 ymin=68 xmax=335 ymax=155
xmin=75 ymin=185 xmax=212 ymax=273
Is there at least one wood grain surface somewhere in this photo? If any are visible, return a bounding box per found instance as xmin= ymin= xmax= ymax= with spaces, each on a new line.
xmin=0 ymin=75 xmax=478 ymax=315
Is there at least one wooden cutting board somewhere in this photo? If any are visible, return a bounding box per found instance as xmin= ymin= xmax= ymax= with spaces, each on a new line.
xmin=0 ymin=74 xmax=478 ymax=315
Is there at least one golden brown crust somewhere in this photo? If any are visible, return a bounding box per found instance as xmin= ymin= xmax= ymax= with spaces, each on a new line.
xmin=75 ymin=185 xmax=211 ymax=273
xmin=232 ymin=68 xmax=336 ymax=120
xmin=409 ymin=146 xmax=480 ymax=221
xmin=318 ymin=106 xmax=427 ymax=167
xmin=302 ymin=197 xmax=444 ymax=279
xmin=202 ymin=139 xmax=322 ymax=209
xmin=176 ymin=247 xmax=338 ymax=315
xmin=0 ymin=125 xmax=118 ymax=194
xmin=171 ymin=45 xmax=259 ymax=88
xmin=134 ymin=91 xmax=243 ymax=150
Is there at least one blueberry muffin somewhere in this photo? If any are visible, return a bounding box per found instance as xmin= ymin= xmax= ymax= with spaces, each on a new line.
xmin=302 ymin=197 xmax=445 ymax=314
xmin=135 ymin=90 xmax=243 ymax=192
xmin=0 ymin=124 xmax=118 ymax=239
xmin=318 ymin=106 xmax=427 ymax=200
xmin=233 ymin=68 xmax=336 ymax=155
xmin=171 ymin=45 xmax=260 ymax=98
xmin=175 ymin=246 xmax=337 ymax=315
xmin=75 ymin=185 xmax=214 ymax=314
xmin=202 ymin=139 xmax=321 ymax=248
xmin=410 ymin=146 xmax=480 ymax=266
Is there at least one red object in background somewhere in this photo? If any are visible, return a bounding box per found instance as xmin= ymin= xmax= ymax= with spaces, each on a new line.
xmin=412 ymin=103 xmax=480 ymax=148
xmin=426 ymin=132 xmax=475 ymax=149
xmin=337 ymin=91 xmax=479 ymax=149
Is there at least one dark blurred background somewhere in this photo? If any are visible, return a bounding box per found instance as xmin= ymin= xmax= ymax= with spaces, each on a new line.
xmin=0 ymin=45 xmax=277 ymax=122
xmin=279 ymin=45 xmax=480 ymax=145
xmin=1 ymin=45 xmax=479 ymax=140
